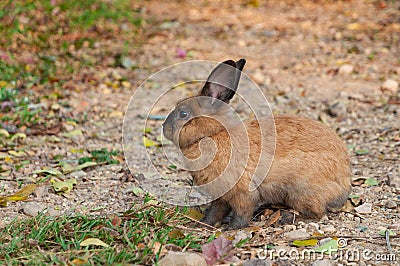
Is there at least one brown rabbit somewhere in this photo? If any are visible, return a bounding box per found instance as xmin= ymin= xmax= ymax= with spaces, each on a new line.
xmin=163 ymin=59 xmax=351 ymax=230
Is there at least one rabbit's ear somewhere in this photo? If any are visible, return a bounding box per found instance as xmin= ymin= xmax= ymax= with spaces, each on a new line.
xmin=201 ymin=59 xmax=246 ymax=104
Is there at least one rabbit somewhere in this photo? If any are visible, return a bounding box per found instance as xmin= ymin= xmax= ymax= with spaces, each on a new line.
xmin=162 ymin=59 xmax=352 ymax=230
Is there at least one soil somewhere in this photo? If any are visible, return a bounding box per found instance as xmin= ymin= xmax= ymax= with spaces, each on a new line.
xmin=1 ymin=0 xmax=399 ymax=265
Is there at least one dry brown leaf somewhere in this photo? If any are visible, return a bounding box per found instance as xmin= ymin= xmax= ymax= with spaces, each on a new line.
xmin=111 ymin=215 xmax=122 ymax=227
xmin=263 ymin=210 xmax=281 ymax=227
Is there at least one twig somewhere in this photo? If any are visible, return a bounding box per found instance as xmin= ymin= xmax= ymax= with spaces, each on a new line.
xmin=123 ymin=203 xmax=217 ymax=232
xmin=179 ymin=213 xmax=217 ymax=232
xmin=385 ymin=230 xmax=393 ymax=255
xmin=173 ymin=224 xmax=212 ymax=233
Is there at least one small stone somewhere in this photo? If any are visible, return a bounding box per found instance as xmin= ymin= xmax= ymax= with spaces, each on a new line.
xmin=275 ymin=95 xmax=289 ymax=104
xmin=69 ymin=170 xmax=87 ymax=178
xmin=385 ymin=200 xmax=397 ymax=209
xmin=354 ymin=202 xmax=372 ymax=214
xmin=319 ymin=215 xmax=329 ymax=222
xmin=33 ymin=187 xmax=48 ymax=198
xmin=283 ymin=228 xmax=311 ymax=240
xmin=283 ymin=224 xmax=297 ymax=231
xmin=306 ymin=222 xmax=319 ymax=231
xmin=158 ymin=252 xmax=207 ymax=266
xmin=252 ymin=70 xmax=265 ymax=84
xmin=23 ymin=202 xmax=46 ymax=217
xmin=338 ymin=64 xmax=354 ymax=75
xmin=327 ymin=101 xmax=347 ymax=117
xmin=320 ymin=224 xmax=336 ymax=233
xmin=120 ymin=56 xmax=136 ymax=69
xmin=47 ymin=208 xmax=61 ymax=217
xmin=63 ymin=123 xmax=75 ymax=131
xmin=381 ymin=79 xmax=399 ymax=94
xmin=312 ymin=259 xmax=335 ymax=266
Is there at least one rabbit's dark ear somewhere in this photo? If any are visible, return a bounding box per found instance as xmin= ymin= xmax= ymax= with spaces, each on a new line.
xmin=201 ymin=59 xmax=246 ymax=104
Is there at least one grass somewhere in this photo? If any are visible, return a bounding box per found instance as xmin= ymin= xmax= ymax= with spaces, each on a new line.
xmin=0 ymin=87 xmax=41 ymax=130
xmin=78 ymin=148 xmax=120 ymax=165
xmin=0 ymin=1 xmax=211 ymax=265
xmin=0 ymin=201 xmax=206 ymax=265
xmin=0 ymin=0 xmax=142 ymax=88
xmin=0 ymin=0 xmax=143 ymax=132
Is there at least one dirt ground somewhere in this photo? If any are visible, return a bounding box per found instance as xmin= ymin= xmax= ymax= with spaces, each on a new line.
xmin=1 ymin=0 xmax=399 ymax=265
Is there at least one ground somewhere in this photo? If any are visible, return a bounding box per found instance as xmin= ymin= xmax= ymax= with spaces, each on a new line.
xmin=0 ymin=0 xmax=399 ymax=265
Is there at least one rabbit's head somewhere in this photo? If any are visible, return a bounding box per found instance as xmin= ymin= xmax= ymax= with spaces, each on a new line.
xmin=163 ymin=59 xmax=246 ymax=148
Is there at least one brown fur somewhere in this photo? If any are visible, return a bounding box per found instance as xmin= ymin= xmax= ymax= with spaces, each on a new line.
xmin=163 ymin=59 xmax=351 ymax=229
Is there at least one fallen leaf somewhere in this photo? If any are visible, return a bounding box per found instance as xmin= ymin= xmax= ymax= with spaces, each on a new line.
xmin=137 ymin=243 xmax=146 ymax=249
xmin=109 ymin=111 xmax=124 ymax=117
xmin=10 ymin=133 xmax=27 ymax=141
xmin=8 ymin=150 xmax=26 ymax=157
xmin=378 ymin=229 xmax=395 ymax=237
xmin=131 ymin=186 xmax=145 ymax=196
xmin=80 ymin=238 xmax=109 ymax=248
xmin=264 ymin=210 xmax=281 ymax=227
xmin=51 ymin=178 xmax=77 ymax=194
xmin=13 ymin=184 xmax=38 ymax=197
xmin=0 ymin=129 xmax=10 ymax=137
xmin=62 ymin=161 xmax=97 ymax=174
xmin=70 ymin=258 xmax=88 ymax=266
xmin=357 ymin=225 xmax=368 ymax=232
xmin=176 ymin=47 xmax=187 ymax=58
xmin=347 ymin=23 xmax=361 ymax=30
xmin=314 ymin=239 xmax=338 ymax=254
xmin=202 ymin=236 xmax=234 ymax=265
xmin=351 ymin=176 xmax=368 ymax=186
xmin=152 ymin=241 xmax=163 ymax=254
xmin=292 ymin=239 xmax=319 ymax=247
xmin=63 ymin=129 xmax=83 ymax=138
xmin=0 ymin=184 xmax=37 ymax=207
xmin=33 ymin=168 xmax=63 ymax=177
xmin=143 ymin=136 xmax=156 ymax=147
xmin=355 ymin=149 xmax=368 ymax=155
xmin=156 ymin=135 xmax=173 ymax=146
xmin=186 ymin=209 xmax=204 ymax=221
xmin=70 ymin=148 xmax=84 ymax=154
xmin=111 ymin=215 xmax=122 ymax=227
xmin=354 ymin=202 xmax=372 ymax=214
xmin=143 ymin=128 xmax=152 ymax=133
xmin=364 ymin=177 xmax=379 ymax=186
xmin=169 ymin=229 xmax=185 ymax=239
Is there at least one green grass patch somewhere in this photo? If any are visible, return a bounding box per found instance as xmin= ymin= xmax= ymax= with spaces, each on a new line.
xmin=0 ymin=0 xmax=143 ymax=92
xmin=0 ymin=87 xmax=41 ymax=129
xmin=0 ymin=0 xmax=142 ymax=48
xmin=78 ymin=148 xmax=120 ymax=165
xmin=0 ymin=203 xmax=204 ymax=265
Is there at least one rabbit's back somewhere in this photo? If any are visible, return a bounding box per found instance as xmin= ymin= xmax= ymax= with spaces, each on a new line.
xmin=256 ymin=115 xmax=351 ymax=217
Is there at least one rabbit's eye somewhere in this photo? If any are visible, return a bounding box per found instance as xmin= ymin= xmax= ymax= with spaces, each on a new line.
xmin=178 ymin=110 xmax=189 ymax=119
